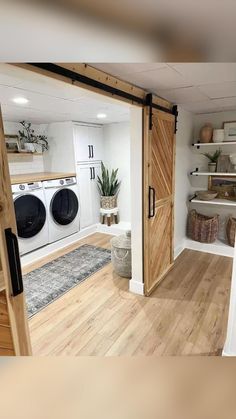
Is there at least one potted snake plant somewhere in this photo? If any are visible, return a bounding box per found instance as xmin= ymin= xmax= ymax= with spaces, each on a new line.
xmin=97 ymin=162 xmax=121 ymax=209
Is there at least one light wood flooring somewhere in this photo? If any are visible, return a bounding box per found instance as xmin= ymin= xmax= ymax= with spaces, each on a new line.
xmin=24 ymin=233 xmax=232 ymax=356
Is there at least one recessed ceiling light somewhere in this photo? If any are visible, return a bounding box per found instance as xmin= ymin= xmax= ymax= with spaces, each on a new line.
xmin=12 ymin=97 xmax=29 ymax=105
xmin=97 ymin=113 xmax=107 ymax=119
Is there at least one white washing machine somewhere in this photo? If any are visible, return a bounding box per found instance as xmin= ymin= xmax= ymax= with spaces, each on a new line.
xmin=43 ymin=177 xmax=80 ymax=243
xmin=12 ymin=182 xmax=49 ymax=255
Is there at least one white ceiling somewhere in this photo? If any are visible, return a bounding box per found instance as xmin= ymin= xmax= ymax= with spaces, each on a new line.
xmin=1 ymin=63 xmax=236 ymax=121
xmin=0 ymin=64 xmax=130 ymax=124
xmin=93 ymin=63 xmax=236 ymax=114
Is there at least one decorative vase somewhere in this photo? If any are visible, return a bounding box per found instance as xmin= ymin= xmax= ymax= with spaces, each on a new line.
xmin=208 ymin=162 xmax=216 ymax=173
xmin=101 ymin=195 xmax=117 ymax=209
xmin=24 ymin=142 xmax=35 ymax=153
xmin=200 ymin=123 xmax=213 ymax=143
xmin=213 ymin=129 xmax=224 ymax=143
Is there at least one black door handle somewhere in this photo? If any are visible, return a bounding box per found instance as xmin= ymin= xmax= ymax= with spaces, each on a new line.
xmin=91 ymin=145 xmax=94 ymax=158
xmin=88 ymin=145 xmax=91 ymax=158
xmin=90 ymin=167 xmax=93 ymax=180
xmin=148 ymin=186 xmax=156 ymax=218
xmin=5 ymin=228 xmax=23 ymax=296
xmin=93 ymin=167 xmax=95 ymax=179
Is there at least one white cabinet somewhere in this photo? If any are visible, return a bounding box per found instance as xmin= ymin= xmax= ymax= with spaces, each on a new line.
xmin=77 ymin=163 xmax=101 ymax=229
xmin=73 ymin=124 xmax=103 ymax=163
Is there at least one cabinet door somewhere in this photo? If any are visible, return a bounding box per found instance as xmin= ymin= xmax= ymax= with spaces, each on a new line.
xmin=88 ymin=127 xmax=103 ymax=161
xmin=77 ymin=165 xmax=94 ymax=229
xmin=91 ymin=163 xmax=101 ymax=224
xmin=74 ymin=125 xmax=91 ymax=163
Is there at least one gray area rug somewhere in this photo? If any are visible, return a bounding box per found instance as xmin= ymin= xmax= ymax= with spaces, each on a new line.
xmin=23 ymin=244 xmax=111 ymax=317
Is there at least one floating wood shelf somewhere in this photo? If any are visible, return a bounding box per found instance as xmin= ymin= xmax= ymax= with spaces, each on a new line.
xmin=190 ymin=197 xmax=236 ymax=207
xmin=192 ymin=141 xmax=236 ymax=148
xmin=190 ymin=171 xmax=236 ymax=176
xmin=7 ymin=152 xmax=43 ymax=156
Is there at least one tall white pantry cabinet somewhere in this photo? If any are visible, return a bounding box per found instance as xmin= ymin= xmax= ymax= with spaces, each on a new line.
xmin=73 ymin=123 xmax=103 ymax=229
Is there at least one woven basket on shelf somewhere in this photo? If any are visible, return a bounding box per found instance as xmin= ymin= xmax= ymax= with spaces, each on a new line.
xmin=226 ymin=217 xmax=236 ymax=247
xmin=187 ymin=210 xmax=219 ymax=243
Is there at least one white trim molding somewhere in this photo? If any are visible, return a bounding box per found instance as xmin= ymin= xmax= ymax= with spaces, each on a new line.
xmin=129 ymin=279 xmax=144 ymax=295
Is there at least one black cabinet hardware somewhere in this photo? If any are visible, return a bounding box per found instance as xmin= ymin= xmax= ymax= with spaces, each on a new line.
xmin=90 ymin=167 xmax=93 ymax=180
xmin=88 ymin=145 xmax=91 ymax=158
xmin=91 ymin=145 xmax=94 ymax=158
xmin=148 ymin=186 xmax=156 ymax=218
xmin=5 ymin=228 xmax=23 ymax=296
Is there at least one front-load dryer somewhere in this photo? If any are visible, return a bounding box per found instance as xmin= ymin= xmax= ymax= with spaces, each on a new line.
xmin=12 ymin=181 xmax=49 ymax=255
xmin=43 ymin=177 xmax=79 ymax=243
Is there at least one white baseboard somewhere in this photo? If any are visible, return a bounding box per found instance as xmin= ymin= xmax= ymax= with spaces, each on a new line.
xmin=222 ymin=349 xmax=235 ymax=356
xmin=185 ymin=238 xmax=233 ymax=258
xmin=21 ymin=225 xmax=97 ymax=268
xmin=129 ymin=279 xmax=144 ymax=295
xmin=97 ymin=221 xmax=131 ymax=236
xmin=174 ymin=241 xmax=185 ymax=259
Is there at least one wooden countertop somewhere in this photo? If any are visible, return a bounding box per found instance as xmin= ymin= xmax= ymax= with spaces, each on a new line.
xmin=10 ymin=172 xmax=76 ymax=185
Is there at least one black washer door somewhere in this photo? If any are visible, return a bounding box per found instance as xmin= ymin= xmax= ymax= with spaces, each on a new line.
xmin=51 ymin=188 xmax=79 ymax=226
xmin=14 ymin=195 xmax=46 ymax=239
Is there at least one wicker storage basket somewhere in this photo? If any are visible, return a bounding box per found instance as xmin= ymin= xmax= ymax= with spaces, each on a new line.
xmin=187 ymin=210 xmax=219 ymax=243
xmin=226 ymin=217 xmax=236 ymax=247
xmin=101 ymin=195 xmax=117 ymax=209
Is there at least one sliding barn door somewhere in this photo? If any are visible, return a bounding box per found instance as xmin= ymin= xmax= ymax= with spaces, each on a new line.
xmin=0 ymin=106 xmax=31 ymax=355
xmin=143 ymin=105 xmax=176 ymax=295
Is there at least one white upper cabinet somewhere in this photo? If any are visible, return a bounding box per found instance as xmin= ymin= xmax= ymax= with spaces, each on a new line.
xmin=73 ymin=124 xmax=104 ymax=163
xmin=88 ymin=126 xmax=104 ymax=162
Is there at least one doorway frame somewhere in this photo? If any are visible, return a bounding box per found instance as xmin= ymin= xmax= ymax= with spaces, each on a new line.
xmin=0 ymin=62 xmax=176 ymax=355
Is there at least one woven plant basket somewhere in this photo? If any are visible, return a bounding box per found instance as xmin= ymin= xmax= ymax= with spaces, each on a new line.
xmin=101 ymin=195 xmax=117 ymax=209
xmin=226 ymin=217 xmax=236 ymax=247
xmin=187 ymin=210 xmax=219 ymax=243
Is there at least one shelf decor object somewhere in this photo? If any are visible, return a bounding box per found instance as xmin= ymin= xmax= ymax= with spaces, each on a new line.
xmin=187 ymin=209 xmax=219 ymax=244
xmin=195 ymin=190 xmax=218 ymax=201
xmin=223 ymin=121 xmax=236 ymax=142
xmin=199 ymin=123 xmax=213 ymax=143
xmin=213 ymin=129 xmax=225 ymax=143
xmin=5 ymin=135 xmax=20 ymax=153
xmin=208 ymin=176 xmax=236 ymax=199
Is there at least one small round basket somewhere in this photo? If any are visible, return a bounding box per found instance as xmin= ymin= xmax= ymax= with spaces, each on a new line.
xmin=111 ymin=231 xmax=131 ymax=278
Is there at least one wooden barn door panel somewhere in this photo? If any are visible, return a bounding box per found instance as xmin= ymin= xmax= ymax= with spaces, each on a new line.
xmin=0 ymin=105 xmax=31 ymax=356
xmin=144 ymin=106 xmax=176 ymax=296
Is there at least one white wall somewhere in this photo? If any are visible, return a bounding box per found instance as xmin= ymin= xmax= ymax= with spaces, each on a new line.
xmin=3 ymin=121 xmax=45 ymax=175
xmin=43 ymin=122 xmax=75 ymax=173
xmin=103 ymin=122 xmax=131 ymax=223
xmin=174 ymin=108 xmax=194 ymax=257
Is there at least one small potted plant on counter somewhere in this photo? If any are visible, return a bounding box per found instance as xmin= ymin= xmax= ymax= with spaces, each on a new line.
xmin=202 ymin=149 xmax=221 ymax=173
xmin=18 ymin=121 xmax=49 ymax=153
xmin=97 ymin=162 xmax=121 ymax=209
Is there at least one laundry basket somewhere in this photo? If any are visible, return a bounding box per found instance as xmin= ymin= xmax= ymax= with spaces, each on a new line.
xmin=226 ymin=217 xmax=236 ymax=247
xmin=111 ymin=231 xmax=131 ymax=278
xmin=187 ymin=210 xmax=219 ymax=243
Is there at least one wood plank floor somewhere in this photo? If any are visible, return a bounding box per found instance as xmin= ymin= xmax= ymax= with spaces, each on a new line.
xmin=25 ymin=233 xmax=232 ymax=356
